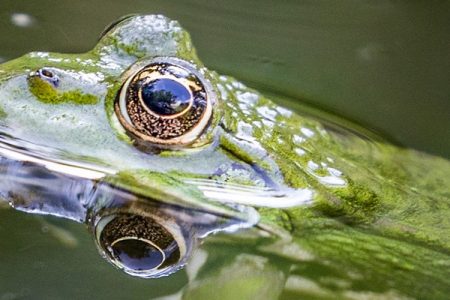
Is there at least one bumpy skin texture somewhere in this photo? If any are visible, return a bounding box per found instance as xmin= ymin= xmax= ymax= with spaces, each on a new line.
xmin=0 ymin=15 xmax=449 ymax=298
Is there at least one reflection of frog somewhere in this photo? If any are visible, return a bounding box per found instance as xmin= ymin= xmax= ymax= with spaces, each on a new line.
xmin=0 ymin=15 xmax=449 ymax=298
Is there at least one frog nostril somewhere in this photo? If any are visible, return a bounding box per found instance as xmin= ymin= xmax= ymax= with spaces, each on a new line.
xmin=40 ymin=69 xmax=54 ymax=78
xmin=32 ymin=68 xmax=60 ymax=87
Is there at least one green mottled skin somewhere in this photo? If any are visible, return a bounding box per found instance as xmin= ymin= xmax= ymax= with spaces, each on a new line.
xmin=0 ymin=15 xmax=449 ymax=298
xmin=28 ymin=76 xmax=98 ymax=104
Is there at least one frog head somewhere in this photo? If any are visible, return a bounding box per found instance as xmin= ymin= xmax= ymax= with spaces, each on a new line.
xmin=0 ymin=14 xmax=323 ymax=203
xmin=0 ymin=15 xmax=317 ymax=277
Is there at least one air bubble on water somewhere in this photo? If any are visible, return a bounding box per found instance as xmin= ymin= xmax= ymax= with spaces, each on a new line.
xmin=10 ymin=13 xmax=35 ymax=28
xmin=356 ymin=43 xmax=385 ymax=62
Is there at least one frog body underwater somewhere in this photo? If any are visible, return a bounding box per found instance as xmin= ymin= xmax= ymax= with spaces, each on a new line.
xmin=0 ymin=15 xmax=449 ymax=299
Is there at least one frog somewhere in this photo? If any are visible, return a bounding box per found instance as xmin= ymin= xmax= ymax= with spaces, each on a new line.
xmin=0 ymin=14 xmax=449 ymax=299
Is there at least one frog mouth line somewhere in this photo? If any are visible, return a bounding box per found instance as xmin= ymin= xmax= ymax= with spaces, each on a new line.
xmin=0 ymin=142 xmax=259 ymax=227
xmin=0 ymin=140 xmax=313 ymax=209
xmin=183 ymin=178 xmax=313 ymax=208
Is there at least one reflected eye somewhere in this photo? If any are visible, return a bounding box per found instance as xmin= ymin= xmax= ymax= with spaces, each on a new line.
xmin=115 ymin=58 xmax=214 ymax=147
xmin=95 ymin=213 xmax=189 ymax=278
xmin=110 ymin=238 xmax=166 ymax=270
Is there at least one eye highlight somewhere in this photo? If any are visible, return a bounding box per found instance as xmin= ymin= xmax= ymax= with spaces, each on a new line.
xmin=115 ymin=58 xmax=214 ymax=147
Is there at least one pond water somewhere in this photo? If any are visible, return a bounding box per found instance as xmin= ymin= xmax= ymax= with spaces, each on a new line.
xmin=0 ymin=1 xmax=449 ymax=299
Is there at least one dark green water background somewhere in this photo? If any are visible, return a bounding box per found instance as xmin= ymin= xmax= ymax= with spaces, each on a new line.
xmin=0 ymin=1 xmax=449 ymax=299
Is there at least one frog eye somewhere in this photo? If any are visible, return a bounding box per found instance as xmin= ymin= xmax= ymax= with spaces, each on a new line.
xmin=95 ymin=213 xmax=191 ymax=278
xmin=115 ymin=58 xmax=214 ymax=147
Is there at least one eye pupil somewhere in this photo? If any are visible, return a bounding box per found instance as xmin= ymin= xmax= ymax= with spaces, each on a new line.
xmin=141 ymin=78 xmax=191 ymax=116
xmin=111 ymin=238 xmax=164 ymax=271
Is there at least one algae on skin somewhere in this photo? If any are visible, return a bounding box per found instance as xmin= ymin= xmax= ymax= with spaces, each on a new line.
xmin=28 ymin=76 xmax=98 ymax=105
